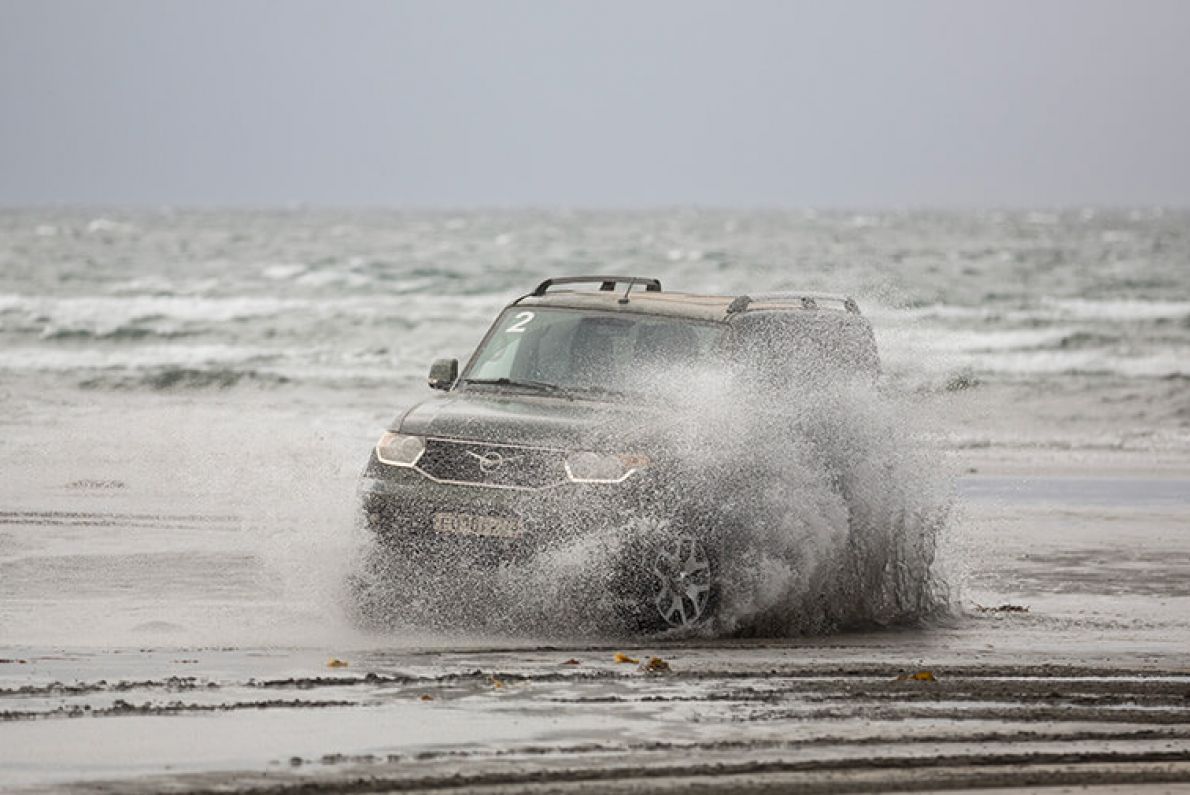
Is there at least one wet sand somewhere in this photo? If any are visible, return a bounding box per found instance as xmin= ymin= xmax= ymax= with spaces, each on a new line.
xmin=1 ymin=391 xmax=1189 ymax=793
xmin=3 ymin=642 xmax=1189 ymax=792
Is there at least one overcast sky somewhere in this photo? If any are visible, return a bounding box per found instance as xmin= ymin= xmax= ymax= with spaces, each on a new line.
xmin=2 ymin=0 xmax=1188 ymax=207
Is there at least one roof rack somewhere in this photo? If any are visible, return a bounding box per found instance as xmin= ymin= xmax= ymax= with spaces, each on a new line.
xmin=726 ymin=291 xmax=861 ymax=315
xmin=530 ymin=275 xmax=662 ymax=297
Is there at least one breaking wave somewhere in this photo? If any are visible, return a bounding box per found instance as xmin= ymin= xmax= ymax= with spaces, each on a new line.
xmin=78 ymin=366 xmax=293 ymax=391
xmin=39 ymin=326 xmax=197 ymax=342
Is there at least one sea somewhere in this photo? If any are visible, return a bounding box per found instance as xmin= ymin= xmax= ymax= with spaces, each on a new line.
xmin=2 ymin=207 xmax=1187 ymax=399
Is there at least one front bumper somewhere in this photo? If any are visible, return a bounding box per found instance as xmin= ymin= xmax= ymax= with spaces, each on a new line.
xmin=357 ymin=451 xmax=672 ymax=566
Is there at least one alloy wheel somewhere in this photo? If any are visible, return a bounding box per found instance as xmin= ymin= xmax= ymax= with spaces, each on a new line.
xmin=650 ymin=535 xmax=712 ymax=628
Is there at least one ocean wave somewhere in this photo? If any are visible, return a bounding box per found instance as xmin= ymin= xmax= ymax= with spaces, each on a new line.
xmin=1040 ymin=298 xmax=1190 ymax=322
xmin=85 ymin=217 xmax=137 ymax=235
xmin=4 ymin=208 xmax=1189 ymax=398
xmin=874 ymin=327 xmax=1074 ymax=366
xmin=962 ymin=350 xmax=1188 ymax=379
xmin=2 ymin=294 xmax=301 ymax=326
xmin=70 ymin=364 xmax=417 ymax=392
xmin=78 ymin=367 xmax=292 ymax=391
xmin=0 ymin=291 xmax=505 ymax=323
xmin=873 ymin=299 xmax=1190 ymax=326
xmin=867 ymin=304 xmax=995 ymax=323
xmin=38 ymin=326 xmax=196 ymax=342
xmin=0 ymin=343 xmax=278 ymax=371
xmin=879 ymin=330 xmax=1187 ymax=382
xmin=0 ymin=294 xmax=25 ymax=313
xmin=1051 ymin=331 xmax=1126 ymax=350
xmin=260 ymin=263 xmax=308 ymax=280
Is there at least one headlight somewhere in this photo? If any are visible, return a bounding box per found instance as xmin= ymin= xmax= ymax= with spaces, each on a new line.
xmin=375 ymin=432 xmax=426 ymax=467
xmin=564 ymin=451 xmax=649 ymax=483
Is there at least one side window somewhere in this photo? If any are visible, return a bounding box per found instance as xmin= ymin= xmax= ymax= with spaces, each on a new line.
xmin=470 ymin=332 xmax=524 ymax=379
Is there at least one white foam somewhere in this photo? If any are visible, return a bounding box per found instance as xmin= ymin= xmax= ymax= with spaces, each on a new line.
xmin=6 ymin=294 xmax=300 ymax=329
xmin=1042 ymin=298 xmax=1190 ymax=322
xmin=0 ymin=343 xmax=275 ymax=371
xmin=881 ymin=326 xmax=1075 ymax=354
xmin=261 ymin=263 xmax=307 ymax=280
xmin=961 ymin=350 xmax=1185 ymax=379
xmin=86 ymin=217 xmax=136 ymax=234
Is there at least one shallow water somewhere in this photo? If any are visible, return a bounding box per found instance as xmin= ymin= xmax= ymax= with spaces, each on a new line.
xmin=1 ymin=387 xmax=1187 ymax=791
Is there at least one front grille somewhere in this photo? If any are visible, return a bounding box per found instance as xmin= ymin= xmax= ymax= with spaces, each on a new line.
xmin=415 ymin=439 xmax=568 ymax=490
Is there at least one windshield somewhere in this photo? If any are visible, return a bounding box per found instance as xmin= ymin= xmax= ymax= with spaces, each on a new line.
xmin=463 ymin=307 xmax=725 ymax=395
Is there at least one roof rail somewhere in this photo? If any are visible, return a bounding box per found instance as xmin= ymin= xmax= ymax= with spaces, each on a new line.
xmin=727 ymin=292 xmax=861 ymax=315
xmin=530 ymin=275 xmax=662 ymax=297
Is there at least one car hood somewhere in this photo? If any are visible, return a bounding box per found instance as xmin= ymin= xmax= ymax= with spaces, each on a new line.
xmin=394 ymin=389 xmax=663 ymax=451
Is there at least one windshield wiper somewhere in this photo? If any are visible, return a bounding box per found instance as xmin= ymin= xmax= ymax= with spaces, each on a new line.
xmin=463 ymin=378 xmax=631 ymax=400
xmin=563 ymin=383 xmax=628 ymax=398
xmin=462 ymin=377 xmax=569 ymax=395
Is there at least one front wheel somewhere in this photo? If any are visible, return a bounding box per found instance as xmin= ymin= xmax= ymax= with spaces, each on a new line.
xmin=650 ymin=534 xmax=714 ymax=629
xmin=612 ymin=520 xmax=718 ymax=632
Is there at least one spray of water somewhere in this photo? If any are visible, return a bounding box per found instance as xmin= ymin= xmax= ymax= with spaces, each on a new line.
xmin=675 ymin=372 xmax=953 ymax=636
xmin=347 ymin=343 xmax=955 ymax=638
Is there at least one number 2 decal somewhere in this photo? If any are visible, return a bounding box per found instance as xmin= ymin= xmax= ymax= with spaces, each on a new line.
xmin=506 ymin=311 xmax=535 ymax=333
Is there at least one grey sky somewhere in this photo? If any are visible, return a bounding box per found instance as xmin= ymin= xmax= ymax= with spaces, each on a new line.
xmin=2 ymin=0 xmax=1188 ymax=207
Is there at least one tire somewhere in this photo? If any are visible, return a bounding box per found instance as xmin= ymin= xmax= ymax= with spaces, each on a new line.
xmin=612 ymin=519 xmax=718 ymax=633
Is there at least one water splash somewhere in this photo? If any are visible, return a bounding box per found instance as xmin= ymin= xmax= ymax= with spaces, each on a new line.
xmin=349 ymin=362 xmax=955 ymax=638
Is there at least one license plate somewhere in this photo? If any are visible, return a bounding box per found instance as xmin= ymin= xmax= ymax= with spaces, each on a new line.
xmin=433 ymin=512 xmax=523 ymax=538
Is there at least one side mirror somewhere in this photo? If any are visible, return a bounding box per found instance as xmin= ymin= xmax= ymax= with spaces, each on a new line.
xmin=428 ymin=358 xmax=458 ymax=390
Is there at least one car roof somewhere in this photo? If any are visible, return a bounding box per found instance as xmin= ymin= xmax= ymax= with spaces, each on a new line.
xmin=513 ymin=278 xmax=864 ymax=323
xmin=515 ymin=290 xmax=738 ymax=322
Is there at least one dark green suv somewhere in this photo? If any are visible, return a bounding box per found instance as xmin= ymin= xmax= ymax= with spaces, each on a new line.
xmin=356 ymin=276 xmax=880 ymax=631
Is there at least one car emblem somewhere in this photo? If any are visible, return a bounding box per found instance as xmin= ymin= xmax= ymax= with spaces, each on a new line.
xmin=467 ymin=450 xmax=522 ymax=473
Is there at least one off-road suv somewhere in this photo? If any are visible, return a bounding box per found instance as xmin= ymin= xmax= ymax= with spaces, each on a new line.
xmin=356 ymin=276 xmax=879 ymax=631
